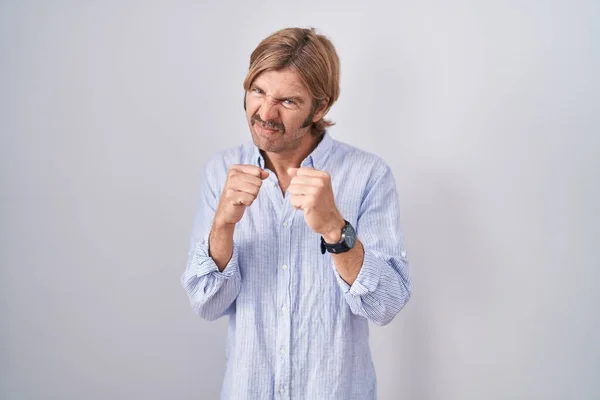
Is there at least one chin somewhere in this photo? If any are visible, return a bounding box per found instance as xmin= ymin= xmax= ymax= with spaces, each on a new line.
xmin=251 ymin=134 xmax=285 ymax=153
xmin=250 ymin=125 xmax=284 ymax=152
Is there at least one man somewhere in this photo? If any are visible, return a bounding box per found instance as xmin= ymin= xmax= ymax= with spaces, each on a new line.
xmin=181 ymin=27 xmax=412 ymax=399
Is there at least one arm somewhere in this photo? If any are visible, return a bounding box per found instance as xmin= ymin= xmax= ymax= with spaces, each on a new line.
xmin=180 ymin=162 xmax=242 ymax=321
xmin=331 ymin=165 xmax=412 ymax=326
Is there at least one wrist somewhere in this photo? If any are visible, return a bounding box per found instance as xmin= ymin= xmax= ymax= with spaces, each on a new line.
xmin=212 ymin=218 xmax=236 ymax=235
xmin=322 ymin=215 xmax=346 ymax=244
xmin=209 ymin=220 xmax=235 ymax=271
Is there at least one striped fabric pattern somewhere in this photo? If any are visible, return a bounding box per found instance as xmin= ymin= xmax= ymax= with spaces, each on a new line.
xmin=181 ymin=132 xmax=412 ymax=399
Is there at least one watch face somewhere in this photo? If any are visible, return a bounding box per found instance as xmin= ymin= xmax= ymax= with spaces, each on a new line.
xmin=342 ymin=223 xmax=356 ymax=248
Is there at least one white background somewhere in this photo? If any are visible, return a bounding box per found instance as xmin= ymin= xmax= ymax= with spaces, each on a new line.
xmin=1 ymin=1 xmax=599 ymax=399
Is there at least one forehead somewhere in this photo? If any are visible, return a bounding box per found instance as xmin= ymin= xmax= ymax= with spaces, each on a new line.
xmin=252 ymin=68 xmax=310 ymax=98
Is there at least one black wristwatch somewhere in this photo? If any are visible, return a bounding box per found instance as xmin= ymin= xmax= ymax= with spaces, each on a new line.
xmin=320 ymin=220 xmax=357 ymax=254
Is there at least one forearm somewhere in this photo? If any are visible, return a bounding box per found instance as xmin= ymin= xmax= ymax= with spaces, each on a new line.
xmin=330 ymin=239 xmax=364 ymax=285
xmin=321 ymin=214 xmax=363 ymax=285
xmin=209 ymin=222 xmax=235 ymax=271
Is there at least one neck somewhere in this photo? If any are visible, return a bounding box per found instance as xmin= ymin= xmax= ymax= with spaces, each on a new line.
xmin=262 ymin=133 xmax=323 ymax=184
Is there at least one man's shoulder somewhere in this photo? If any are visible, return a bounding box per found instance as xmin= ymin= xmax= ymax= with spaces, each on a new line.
xmin=203 ymin=141 xmax=255 ymax=172
xmin=330 ymin=136 xmax=391 ymax=176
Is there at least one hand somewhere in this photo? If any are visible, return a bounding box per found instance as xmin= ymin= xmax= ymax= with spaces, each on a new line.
xmin=287 ymin=167 xmax=345 ymax=242
xmin=214 ymin=164 xmax=269 ymax=227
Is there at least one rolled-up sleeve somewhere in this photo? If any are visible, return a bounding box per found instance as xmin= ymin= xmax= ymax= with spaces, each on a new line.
xmin=180 ymin=159 xmax=242 ymax=321
xmin=333 ymin=164 xmax=412 ymax=325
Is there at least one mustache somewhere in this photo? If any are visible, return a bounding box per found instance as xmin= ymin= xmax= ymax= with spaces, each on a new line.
xmin=252 ymin=115 xmax=285 ymax=133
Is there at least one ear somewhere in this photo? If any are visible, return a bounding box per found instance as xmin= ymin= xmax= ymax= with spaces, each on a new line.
xmin=312 ymin=98 xmax=330 ymax=123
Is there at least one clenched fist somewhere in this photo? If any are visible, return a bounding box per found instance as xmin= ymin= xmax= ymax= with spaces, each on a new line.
xmin=287 ymin=167 xmax=345 ymax=243
xmin=214 ymin=164 xmax=269 ymax=227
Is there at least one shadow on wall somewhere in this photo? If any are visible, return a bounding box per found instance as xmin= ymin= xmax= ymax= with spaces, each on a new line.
xmin=394 ymin=165 xmax=499 ymax=399
xmin=345 ymin=36 xmax=501 ymax=398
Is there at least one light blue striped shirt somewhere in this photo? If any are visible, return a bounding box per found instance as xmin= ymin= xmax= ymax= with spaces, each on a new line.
xmin=181 ymin=132 xmax=412 ymax=399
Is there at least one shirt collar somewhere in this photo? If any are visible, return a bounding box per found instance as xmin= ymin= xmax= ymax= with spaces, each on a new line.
xmin=253 ymin=131 xmax=334 ymax=170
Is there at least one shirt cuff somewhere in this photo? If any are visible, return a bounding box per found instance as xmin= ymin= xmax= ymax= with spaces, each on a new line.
xmin=332 ymin=248 xmax=382 ymax=296
xmin=185 ymin=234 xmax=240 ymax=280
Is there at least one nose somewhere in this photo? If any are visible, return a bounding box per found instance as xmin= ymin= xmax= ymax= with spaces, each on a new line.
xmin=258 ymin=97 xmax=279 ymax=122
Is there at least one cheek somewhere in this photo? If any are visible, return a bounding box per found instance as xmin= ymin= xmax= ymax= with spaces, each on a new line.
xmin=245 ymin=97 xmax=260 ymax=119
xmin=286 ymin=111 xmax=307 ymax=130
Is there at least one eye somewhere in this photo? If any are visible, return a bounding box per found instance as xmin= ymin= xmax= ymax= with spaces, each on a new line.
xmin=251 ymin=87 xmax=264 ymax=95
xmin=282 ymin=99 xmax=296 ymax=108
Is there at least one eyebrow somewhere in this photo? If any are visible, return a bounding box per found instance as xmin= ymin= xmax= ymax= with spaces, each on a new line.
xmin=251 ymin=83 xmax=306 ymax=105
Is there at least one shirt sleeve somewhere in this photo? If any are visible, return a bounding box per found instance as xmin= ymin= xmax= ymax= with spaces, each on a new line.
xmin=180 ymin=159 xmax=242 ymax=321
xmin=332 ymin=163 xmax=412 ymax=325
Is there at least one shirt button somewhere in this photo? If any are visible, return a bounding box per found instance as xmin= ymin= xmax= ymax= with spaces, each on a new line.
xmin=401 ymin=250 xmax=407 ymax=257
xmin=281 ymin=264 xmax=288 ymax=270
xmin=282 ymin=221 xmax=288 ymax=227
xmin=280 ymin=347 xmax=286 ymax=355
xmin=281 ymin=305 xmax=288 ymax=313
xmin=272 ymin=181 xmax=277 ymax=187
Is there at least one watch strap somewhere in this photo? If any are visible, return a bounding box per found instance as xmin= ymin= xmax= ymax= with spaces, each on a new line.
xmin=320 ymin=220 xmax=353 ymax=254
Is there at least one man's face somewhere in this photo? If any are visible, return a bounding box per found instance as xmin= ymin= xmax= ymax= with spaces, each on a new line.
xmin=245 ymin=68 xmax=320 ymax=154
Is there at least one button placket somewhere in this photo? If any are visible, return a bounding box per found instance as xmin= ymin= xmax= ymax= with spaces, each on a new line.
xmin=274 ymin=208 xmax=293 ymax=399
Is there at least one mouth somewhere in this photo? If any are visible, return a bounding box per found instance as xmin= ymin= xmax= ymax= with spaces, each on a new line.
xmin=253 ymin=121 xmax=282 ymax=135
xmin=252 ymin=114 xmax=285 ymax=135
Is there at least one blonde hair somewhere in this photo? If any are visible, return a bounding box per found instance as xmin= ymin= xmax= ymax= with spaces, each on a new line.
xmin=243 ymin=27 xmax=340 ymax=136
